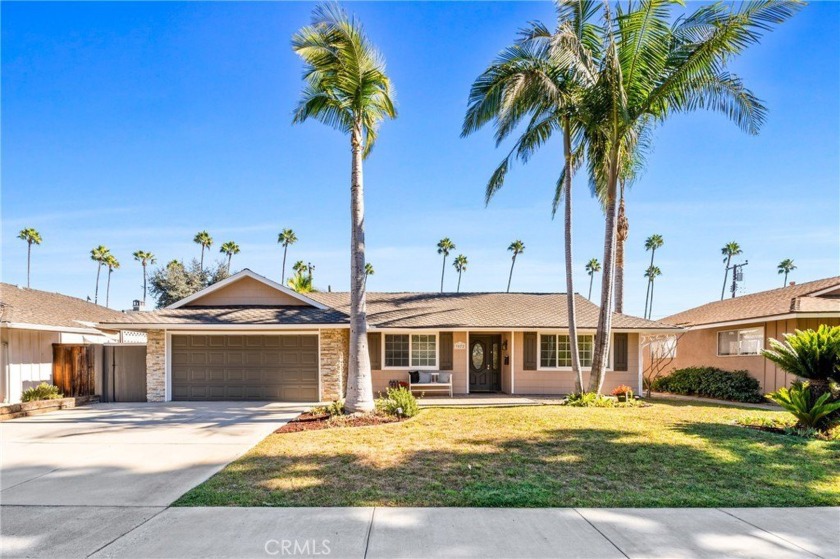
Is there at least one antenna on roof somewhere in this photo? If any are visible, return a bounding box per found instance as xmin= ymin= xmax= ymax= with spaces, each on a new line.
xmin=728 ymin=260 xmax=748 ymax=298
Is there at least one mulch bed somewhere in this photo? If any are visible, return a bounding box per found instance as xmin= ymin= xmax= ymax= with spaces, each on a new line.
xmin=275 ymin=411 xmax=403 ymax=433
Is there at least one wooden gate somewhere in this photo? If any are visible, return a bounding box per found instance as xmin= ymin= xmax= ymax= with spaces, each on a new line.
xmin=52 ymin=345 xmax=95 ymax=397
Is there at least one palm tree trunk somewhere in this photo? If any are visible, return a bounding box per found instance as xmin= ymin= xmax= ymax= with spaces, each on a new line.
xmin=457 ymin=271 xmax=462 ymax=293
xmin=346 ymin=121 xmax=374 ymax=413
xmin=614 ymin=182 xmax=628 ymax=314
xmin=142 ymin=264 xmax=147 ymax=305
xmin=562 ymin=118 xmax=583 ymax=393
xmin=647 ymin=280 xmax=655 ymax=319
xmin=783 ymin=271 xmax=788 ymax=287
xmin=588 ymin=274 xmax=594 ymax=300
xmin=227 ymin=254 xmax=232 ymax=273
xmin=588 ymin=146 xmax=620 ymax=394
xmin=200 ymin=247 xmax=205 ymax=271
xmin=440 ymin=255 xmax=446 ymax=293
xmin=282 ymin=246 xmax=288 ymax=283
xmin=94 ymin=264 xmax=102 ymax=305
xmin=643 ymin=248 xmax=656 ymax=318
xmin=507 ymin=256 xmax=517 ymax=293
xmin=26 ymin=243 xmax=32 ymax=288
xmin=106 ymin=269 xmax=112 ymax=308
xmin=721 ymin=255 xmax=731 ymax=300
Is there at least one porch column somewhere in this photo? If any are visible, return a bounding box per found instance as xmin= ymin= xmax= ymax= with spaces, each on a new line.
xmin=145 ymin=329 xmax=166 ymax=402
xmin=510 ymin=330 xmax=515 ymax=395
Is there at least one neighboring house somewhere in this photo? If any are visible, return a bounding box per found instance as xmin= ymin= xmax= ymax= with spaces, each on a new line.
xmin=644 ymin=277 xmax=840 ymax=393
xmin=101 ymin=269 xmax=679 ymax=403
xmin=0 ymin=283 xmax=131 ymax=403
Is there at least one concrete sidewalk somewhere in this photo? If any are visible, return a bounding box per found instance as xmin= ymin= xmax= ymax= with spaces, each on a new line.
xmin=2 ymin=506 xmax=837 ymax=558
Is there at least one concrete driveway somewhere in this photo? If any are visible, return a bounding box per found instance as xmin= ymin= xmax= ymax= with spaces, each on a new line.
xmin=0 ymin=401 xmax=306 ymax=507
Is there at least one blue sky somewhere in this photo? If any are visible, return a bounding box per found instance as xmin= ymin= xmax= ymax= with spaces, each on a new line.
xmin=2 ymin=1 xmax=838 ymax=319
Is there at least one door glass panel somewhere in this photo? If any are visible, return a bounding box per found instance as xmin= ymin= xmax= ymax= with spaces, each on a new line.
xmin=471 ymin=343 xmax=485 ymax=370
xmin=492 ymin=343 xmax=499 ymax=370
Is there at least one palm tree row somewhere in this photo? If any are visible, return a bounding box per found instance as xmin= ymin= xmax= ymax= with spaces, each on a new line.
xmin=464 ymin=0 xmax=800 ymax=393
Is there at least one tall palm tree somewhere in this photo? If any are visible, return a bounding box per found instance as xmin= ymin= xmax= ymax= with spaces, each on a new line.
xmin=558 ymin=0 xmax=800 ymax=393
xmin=506 ymin=240 xmax=525 ymax=293
xmin=292 ymin=260 xmax=307 ymax=277
xmin=220 ymin=241 xmax=240 ymax=273
xmin=585 ymin=258 xmax=601 ymax=300
xmin=194 ymin=231 xmax=213 ymax=271
xmin=644 ymin=266 xmax=662 ymax=319
xmin=643 ymin=234 xmax=664 ymax=319
xmin=104 ymin=254 xmax=120 ymax=309
xmin=453 ymin=254 xmax=468 ymax=293
xmin=278 ymin=228 xmax=298 ymax=283
xmin=614 ymin=180 xmax=629 ymax=313
xmin=462 ymin=0 xmax=601 ymax=393
xmin=721 ymin=241 xmax=743 ymax=300
xmin=293 ymin=3 xmax=395 ymax=413
xmin=437 ymin=238 xmax=455 ymax=292
xmin=90 ymin=245 xmax=110 ymax=305
xmin=132 ymin=250 xmax=156 ymax=305
xmin=287 ymin=272 xmax=314 ymax=294
xmin=777 ymin=258 xmax=796 ymax=287
xmin=17 ymin=228 xmax=42 ymax=288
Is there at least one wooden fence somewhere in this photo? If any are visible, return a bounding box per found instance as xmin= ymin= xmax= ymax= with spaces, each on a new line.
xmin=52 ymin=344 xmax=95 ymax=397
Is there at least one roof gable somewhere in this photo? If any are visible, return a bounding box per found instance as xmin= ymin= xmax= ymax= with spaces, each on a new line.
xmin=168 ymin=269 xmax=327 ymax=310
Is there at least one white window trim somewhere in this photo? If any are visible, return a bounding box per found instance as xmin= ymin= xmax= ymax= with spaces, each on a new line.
xmin=381 ymin=331 xmax=440 ymax=371
xmin=536 ymin=331 xmax=612 ymax=372
xmin=716 ymin=326 xmax=765 ymax=357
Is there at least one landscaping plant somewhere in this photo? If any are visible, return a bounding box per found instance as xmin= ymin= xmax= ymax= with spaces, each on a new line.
xmin=21 ymin=382 xmax=63 ymax=402
xmin=376 ymin=386 xmax=419 ymax=418
xmin=762 ymin=325 xmax=840 ymax=397
xmin=651 ymin=367 xmax=763 ymax=403
xmin=766 ymin=382 xmax=840 ymax=430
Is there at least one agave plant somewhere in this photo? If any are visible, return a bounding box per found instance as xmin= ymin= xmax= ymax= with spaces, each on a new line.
xmin=762 ymin=326 xmax=840 ymax=396
xmin=767 ymin=382 xmax=840 ymax=430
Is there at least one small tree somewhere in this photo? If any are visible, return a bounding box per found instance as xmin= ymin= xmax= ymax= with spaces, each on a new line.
xmin=762 ymin=325 xmax=840 ymax=399
xmin=148 ymin=259 xmax=229 ymax=308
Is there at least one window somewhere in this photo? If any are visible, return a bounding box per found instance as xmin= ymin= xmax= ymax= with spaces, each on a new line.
xmin=384 ymin=333 xmax=438 ymax=368
xmin=717 ymin=328 xmax=763 ymax=356
xmin=539 ymin=334 xmax=594 ymax=368
xmin=650 ymin=336 xmax=678 ymax=359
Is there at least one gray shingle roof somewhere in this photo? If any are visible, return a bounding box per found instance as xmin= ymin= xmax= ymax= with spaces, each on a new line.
xmin=0 ymin=283 xmax=126 ymax=331
xmin=103 ymin=291 xmax=676 ymax=330
xmin=661 ymin=276 xmax=840 ymax=327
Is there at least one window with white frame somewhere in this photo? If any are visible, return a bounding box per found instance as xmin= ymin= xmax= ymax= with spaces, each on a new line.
xmin=650 ymin=336 xmax=678 ymax=359
xmin=384 ymin=333 xmax=438 ymax=368
xmin=540 ymin=334 xmax=594 ymax=368
xmin=717 ymin=327 xmax=763 ymax=356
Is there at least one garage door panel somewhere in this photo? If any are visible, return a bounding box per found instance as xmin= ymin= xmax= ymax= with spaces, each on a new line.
xmin=172 ymin=335 xmax=319 ymax=402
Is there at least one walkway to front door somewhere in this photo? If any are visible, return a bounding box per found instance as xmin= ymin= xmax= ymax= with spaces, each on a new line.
xmin=469 ymin=334 xmax=502 ymax=392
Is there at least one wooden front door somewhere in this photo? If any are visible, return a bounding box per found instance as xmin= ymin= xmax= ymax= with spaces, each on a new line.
xmin=469 ymin=334 xmax=501 ymax=392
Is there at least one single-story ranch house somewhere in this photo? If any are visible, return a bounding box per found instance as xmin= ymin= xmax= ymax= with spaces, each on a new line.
xmin=644 ymin=276 xmax=840 ymax=393
xmin=102 ymin=269 xmax=680 ymax=402
xmin=0 ymin=283 xmax=130 ymax=403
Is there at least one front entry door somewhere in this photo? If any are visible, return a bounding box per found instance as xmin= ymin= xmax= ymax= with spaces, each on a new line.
xmin=469 ymin=334 xmax=502 ymax=392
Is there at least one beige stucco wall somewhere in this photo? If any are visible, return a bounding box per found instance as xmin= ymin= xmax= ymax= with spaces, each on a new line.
xmin=643 ymin=317 xmax=840 ymax=393
xmin=187 ymin=276 xmax=309 ymax=306
xmin=512 ymin=332 xmax=640 ymax=395
xmin=371 ymin=331 xmax=469 ymax=395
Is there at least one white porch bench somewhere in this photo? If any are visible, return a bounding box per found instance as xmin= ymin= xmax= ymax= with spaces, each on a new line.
xmin=407 ymin=371 xmax=453 ymax=398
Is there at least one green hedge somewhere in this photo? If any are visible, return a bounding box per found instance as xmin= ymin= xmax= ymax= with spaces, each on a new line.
xmin=652 ymin=367 xmax=764 ymax=403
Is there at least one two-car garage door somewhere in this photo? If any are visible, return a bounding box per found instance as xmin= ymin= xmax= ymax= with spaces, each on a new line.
xmin=171 ymin=335 xmax=319 ymax=401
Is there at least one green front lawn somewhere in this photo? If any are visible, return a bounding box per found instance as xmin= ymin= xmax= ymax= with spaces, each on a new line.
xmin=175 ymin=399 xmax=840 ymax=507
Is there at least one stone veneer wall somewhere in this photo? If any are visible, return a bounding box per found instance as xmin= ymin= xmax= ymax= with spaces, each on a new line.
xmin=320 ymin=328 xmax=349 ymax=401
xmin=146 ymin=329 xmax=166 ymax=402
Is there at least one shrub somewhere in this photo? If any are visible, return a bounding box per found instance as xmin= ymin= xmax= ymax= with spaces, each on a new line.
xmin=21 ymin=383 xmax=63 ymax=402
xmin=762 ymin=326 xmax=840 ymax=395
xmin=313 ymin=399 xmax=345 ymax=418
xmin=651 ymin=367 xmax=763 ymax=402
xmin=767 ymin=381 xmax=840 ymax=430
xmin=376 ymin=387 xmax=419 ymax=418
xmin=563 ymin=393 xmax=616 ymax=407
